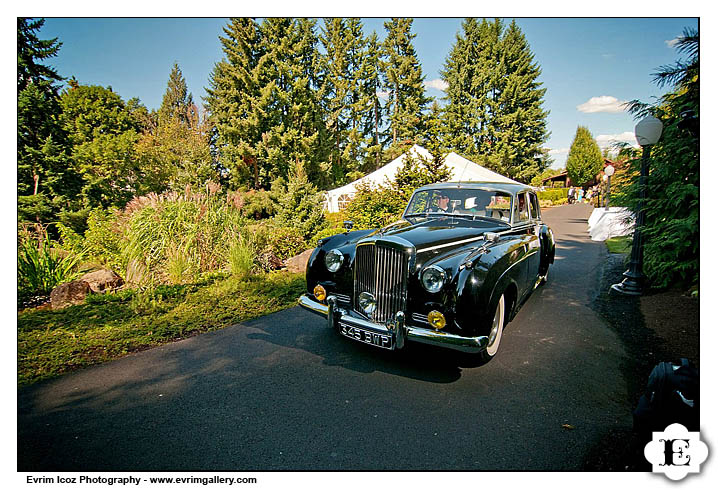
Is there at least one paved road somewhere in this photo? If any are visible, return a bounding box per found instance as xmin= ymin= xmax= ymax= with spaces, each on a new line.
xmin=18 ymin=203 xmax=630 ymax=471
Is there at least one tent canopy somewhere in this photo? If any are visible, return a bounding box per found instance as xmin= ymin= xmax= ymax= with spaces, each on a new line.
xmin=324 ymin=144 xmax=520 ymax=212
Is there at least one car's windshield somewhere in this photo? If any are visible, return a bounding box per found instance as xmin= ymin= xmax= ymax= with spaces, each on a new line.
xmin=404 ymin=188 xmax=514 ymax=223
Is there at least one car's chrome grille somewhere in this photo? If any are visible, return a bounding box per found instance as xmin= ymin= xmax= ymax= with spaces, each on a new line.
xmin=354 ymin=243 xmax=409 ymax=324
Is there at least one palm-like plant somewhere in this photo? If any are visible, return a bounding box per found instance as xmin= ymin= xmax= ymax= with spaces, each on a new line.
xmin=18 ymin=230 xmax=85 ymax=296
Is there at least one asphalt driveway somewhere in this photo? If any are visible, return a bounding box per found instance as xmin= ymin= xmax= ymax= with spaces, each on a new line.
xmin=18 ymin=203 xmax=630 ymax=471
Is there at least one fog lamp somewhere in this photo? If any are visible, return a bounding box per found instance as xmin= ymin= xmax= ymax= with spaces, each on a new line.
xmin=314 ymin=284 xmax=327 ymax=301
xmin=358 ymin=291 xmax=376 ymax=315
xmin=428 ymin=310 xmax=446 ymax=330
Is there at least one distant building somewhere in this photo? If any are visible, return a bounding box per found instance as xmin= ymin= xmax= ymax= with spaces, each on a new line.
xmin=542 ymin=159 xmax=621 ymax=188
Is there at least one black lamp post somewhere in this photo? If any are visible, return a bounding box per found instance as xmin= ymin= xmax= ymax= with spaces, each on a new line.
xmin=611 ymin=115 xmax=663 ymax=295
xmin=604 ymin=164 xmax=614 ymax=210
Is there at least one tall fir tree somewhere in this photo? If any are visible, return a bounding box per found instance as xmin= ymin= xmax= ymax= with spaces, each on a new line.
xmin=358 ymin=32 xmax=385 ymax=172
xmin=442 ymin=18 xmax=549 ymax=183
xmin=382 ymin=18 xmax=432 ymax=150
xmin=344 ymin=18 xmax=369 ymax=180
xmin=137 ymin=64 xmax=215 ymax=193
xmin=205 ymin=18 xmax=262 ymax=189
xmin=158 ymin=62 xmax=195 ymax=126
xmin=565 ymin=126 xmax=603 ymax=187
xmin=319 ymin=18 xmax=352 ymax=185
xmin=17 ymin=18 xmax=78 ymax=223
xmin=206 ymin=18 xmax=326 ymax=190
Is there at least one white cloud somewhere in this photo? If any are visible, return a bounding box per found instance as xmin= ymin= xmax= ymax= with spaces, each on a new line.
xmin=576 ymin=95 xmax=629 ymax=113
xmin=665 ymin=37 xmax=680 ymax=48
xmin=595 ymin=131 xmax=638 ymax=150
xmin=548 ymin=147 xmax=569 ymax=155
xmin=424 ymin=79 xmax=448 ymax=91
xmin=376 ymin=90 xmax=389 ymax=100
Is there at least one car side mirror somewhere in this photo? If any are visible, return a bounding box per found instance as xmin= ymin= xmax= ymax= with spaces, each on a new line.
xmin=343 ymin=220 xmax=354 ymax=232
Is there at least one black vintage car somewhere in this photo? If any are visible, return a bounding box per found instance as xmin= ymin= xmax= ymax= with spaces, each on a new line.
xmin=299 ymin=182 xmax=555 ymax=362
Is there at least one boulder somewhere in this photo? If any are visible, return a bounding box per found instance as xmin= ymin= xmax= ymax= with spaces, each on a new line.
xmin=80 ymin=269 xmax=124 ymax=293
xmin=50 ymin=280 xmax=90 ymax=309
xmin=284 ymin=248 xmax=314 ymax=274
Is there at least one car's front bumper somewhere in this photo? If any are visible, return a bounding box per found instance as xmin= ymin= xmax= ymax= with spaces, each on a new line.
xmin=298 ymin=294 xmax=489 ymax=354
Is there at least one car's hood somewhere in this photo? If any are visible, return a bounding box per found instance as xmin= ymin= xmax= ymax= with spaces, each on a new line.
xmin=363 ymin=216 xmax=509 ymax=253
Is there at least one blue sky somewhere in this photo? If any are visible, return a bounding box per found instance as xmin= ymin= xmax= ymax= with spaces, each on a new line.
xmin=39 ymin=17 xmax=698 ymax=169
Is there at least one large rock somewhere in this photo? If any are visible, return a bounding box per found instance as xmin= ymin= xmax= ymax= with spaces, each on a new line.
xmin=50 ymin=280 xmax=90 ymax=309
xmin=284 ymin=248 xmax=314 ymax=274
xmin=80 ymin=269 xmax=124 ymax=293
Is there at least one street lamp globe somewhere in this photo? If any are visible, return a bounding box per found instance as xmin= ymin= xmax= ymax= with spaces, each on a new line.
xmin=635 ymin=115 xmax=663 ymax=146
xmin=604 ymin=165 xmax=615 ymax=177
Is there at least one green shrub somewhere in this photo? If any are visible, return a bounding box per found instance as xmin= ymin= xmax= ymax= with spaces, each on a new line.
xmin=344 ymin=183 xmax=405 ymax=230
xmin=18 ymin=228 xmax=84 ymax=298
xmin=264 ymin=226 xmax=307 ymax=260
xmin=227 ymin=189 xmax=277 ymax=219
xmin=56 ymin=222 xmax=85 ymax=255
xmin=84 ymin=208 xmax=124 ymax=273
xmin=537 ymin=188 xmax=569 ymax=203
xmin=273 ymin=170 xmax=326 ymax=240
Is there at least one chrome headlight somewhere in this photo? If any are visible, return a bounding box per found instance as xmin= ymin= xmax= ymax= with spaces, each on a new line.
xmin=421 ymin=265 xmax=446 ymax=293
xmin=324 ymin=249 xmax=344 ymax=272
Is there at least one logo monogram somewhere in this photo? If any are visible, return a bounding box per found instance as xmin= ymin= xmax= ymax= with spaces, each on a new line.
xmin=644 ymin=423 xmax=708 ymax=480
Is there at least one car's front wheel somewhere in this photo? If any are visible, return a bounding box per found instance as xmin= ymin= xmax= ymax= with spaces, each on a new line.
xmin=479 ymin=293 xmax=505 ymax=363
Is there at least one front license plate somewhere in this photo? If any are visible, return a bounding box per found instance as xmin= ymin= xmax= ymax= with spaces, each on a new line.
xmin=339 ymin=323 xmax=393 ymax=350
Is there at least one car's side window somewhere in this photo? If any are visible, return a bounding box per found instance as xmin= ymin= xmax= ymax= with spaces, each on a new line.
xmin=528 ymin=192 xmax=540 ymax=220
xmin=514 ymin=192 xmax=530 ymax=223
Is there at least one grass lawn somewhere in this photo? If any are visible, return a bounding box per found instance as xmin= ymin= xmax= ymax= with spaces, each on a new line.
xmin=17 ymin=271 xmax=306 ymax=386
xmin=605 ymin=235 xmax=632 ymax=254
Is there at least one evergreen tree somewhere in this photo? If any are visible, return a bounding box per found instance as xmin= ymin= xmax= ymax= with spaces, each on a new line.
xmin=257 ymin=18 xmax=324 ymax=184
xmin=137 ymin=64 xmax=216 ymax=193
xmin=358 ymin=32 xmax=385 ymax=172
xmin=344 ymin=18 xmax=369 ymax=180
xmin=206 ymin=18 xmax=326 ymax=190
xmin=565 ymin=126 xmax=603 ymax=187
xmin=442 ymin=18 xmax=549 ymax=183
xmin=205 ymin=18 xmax=262 ymax=189
xmin=17 ymin=18 xmax=77 ymax=223
xmin=17 ymin=18 xmax=62 ymax=92
xmin=319 ymin=18 xmax=352 ymax=184
xmin=158 ymin=62 xmax=195 ymax=126
xmin=274 ymin=166 xmax=326 ymax=240
xmin=382 ymin=18 xmax=432 ymax=149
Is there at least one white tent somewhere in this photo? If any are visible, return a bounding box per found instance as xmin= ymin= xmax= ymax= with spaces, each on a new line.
xmin=324 ymin=144 xmax=520 ymax=213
